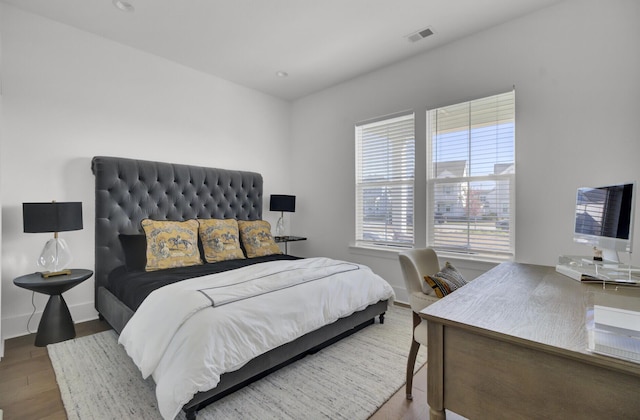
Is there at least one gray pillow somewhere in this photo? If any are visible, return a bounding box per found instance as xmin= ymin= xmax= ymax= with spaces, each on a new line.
xmin=423 ymin=262 xmax=467 ymax=298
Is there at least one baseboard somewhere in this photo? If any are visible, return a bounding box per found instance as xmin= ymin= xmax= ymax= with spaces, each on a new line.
xmin=393 ymin=301 xmax=410 ymax=309
xmin=2 ymin=300 xmax=98 ymax=340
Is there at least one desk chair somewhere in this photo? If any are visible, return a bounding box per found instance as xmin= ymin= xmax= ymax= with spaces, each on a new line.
xmin=398 ymin=248 xmax=441 ymax=400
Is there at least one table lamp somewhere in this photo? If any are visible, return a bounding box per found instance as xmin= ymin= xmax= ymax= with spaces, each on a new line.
xmin=23 ymin=201 xmax=83 ymax=277
xmin=269 ymin=195 xmax=296 ymax=237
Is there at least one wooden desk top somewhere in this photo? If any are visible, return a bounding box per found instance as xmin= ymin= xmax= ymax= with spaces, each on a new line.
xmin=420 ymin=262 xmax=640 ymax=375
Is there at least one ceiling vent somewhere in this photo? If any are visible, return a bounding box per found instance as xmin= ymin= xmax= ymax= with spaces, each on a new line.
xmin=407 ymin=27 xmax=435 ymax=43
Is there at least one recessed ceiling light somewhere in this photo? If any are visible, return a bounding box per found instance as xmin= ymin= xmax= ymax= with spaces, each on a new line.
xmin=276 ymin=71 xmax=289 ymax=78
xmin=113 ymin=0 xmax=135 ymax=12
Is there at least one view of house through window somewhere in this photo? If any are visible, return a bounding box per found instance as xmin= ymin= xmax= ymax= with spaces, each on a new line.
xmin=427 ymin=90 xmax=515 ymax=257
xmin=354 ymin=92 xmax=514 ymax=258
xmin=355 ymin=113 xmax=415 ymax=246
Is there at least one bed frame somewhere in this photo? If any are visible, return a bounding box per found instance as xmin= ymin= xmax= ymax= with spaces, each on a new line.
xmin=91 ymin=156 xmax=387 ymax=419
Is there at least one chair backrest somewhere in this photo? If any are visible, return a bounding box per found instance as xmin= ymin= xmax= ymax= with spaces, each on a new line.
xmin=398 ymin=248 xmax=440 ymax=297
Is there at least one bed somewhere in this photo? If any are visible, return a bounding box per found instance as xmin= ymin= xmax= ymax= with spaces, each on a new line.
xmin=91 ymin=156 xmax=393 ymax=419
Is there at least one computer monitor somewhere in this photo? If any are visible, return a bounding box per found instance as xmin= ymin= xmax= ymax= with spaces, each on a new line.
xmin=573 ymin=182 xmax=635 ymax=263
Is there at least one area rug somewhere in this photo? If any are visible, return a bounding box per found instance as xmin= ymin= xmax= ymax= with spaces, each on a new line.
xmin=48 ymin=306 xmax=426 ymax=420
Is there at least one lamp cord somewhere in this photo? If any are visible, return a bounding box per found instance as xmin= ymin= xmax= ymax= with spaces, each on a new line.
xmin=27 ymin=291 xmax=37 ymax=334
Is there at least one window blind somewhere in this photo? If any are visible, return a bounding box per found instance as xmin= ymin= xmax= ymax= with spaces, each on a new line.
xmin=356 ymin=113 xmax=415 ymax=246
xmin=427 ymin=91 xmax=515 ymax=257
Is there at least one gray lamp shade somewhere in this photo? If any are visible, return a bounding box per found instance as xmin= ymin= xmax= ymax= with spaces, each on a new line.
xmin=23 ymin=202 xmax=83 ymax=233
xmin=269 ymin=195 xmax=296 ymax=213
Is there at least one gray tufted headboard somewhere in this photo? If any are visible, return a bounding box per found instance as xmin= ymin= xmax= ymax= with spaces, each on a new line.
xmin=91 ymin=156 xmax=263 ymax=304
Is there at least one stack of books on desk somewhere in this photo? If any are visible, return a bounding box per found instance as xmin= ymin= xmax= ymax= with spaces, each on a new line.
xmin=587 ymin=304 xmax=640 ymax=363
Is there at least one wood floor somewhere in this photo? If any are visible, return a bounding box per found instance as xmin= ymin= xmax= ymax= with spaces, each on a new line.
xmin=0 ymin=319 xmax=439 ymax=420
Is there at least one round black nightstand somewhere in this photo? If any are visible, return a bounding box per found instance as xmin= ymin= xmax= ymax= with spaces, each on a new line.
xmin=13 ymin=269 xmax=93 ymax=347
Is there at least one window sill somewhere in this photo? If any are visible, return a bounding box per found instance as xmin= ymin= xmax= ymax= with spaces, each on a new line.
xmin=349 ymin=242 xmax=512 ymax=265
xmin=348 ymin=243 xmax=411 ymax=260
xmin=435 ymin=250 xmax=513 ymax=265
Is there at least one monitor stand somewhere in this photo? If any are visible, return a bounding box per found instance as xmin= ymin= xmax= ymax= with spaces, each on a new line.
xmin=601 ymin=248 xmax=620 ymax=264
xmin=556 ymin=255 xmax=640 ymax=284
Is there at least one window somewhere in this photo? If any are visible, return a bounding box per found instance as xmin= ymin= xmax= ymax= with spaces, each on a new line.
xmin=427 ymin=91 xmax=515 ymax=258
xmin=356 ymin=113 xmax=415 ymax=246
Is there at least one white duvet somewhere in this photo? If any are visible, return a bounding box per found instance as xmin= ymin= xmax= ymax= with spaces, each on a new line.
xmin=118 ymin=257 xmax=395 ymax=419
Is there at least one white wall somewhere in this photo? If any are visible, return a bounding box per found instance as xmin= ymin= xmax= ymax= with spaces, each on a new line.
xmin=3 ymin=0 xmax=639 ymax=339
xmin=0 ymin=5 xmax=293 ymax=339
xmin=0 ymin=3 xmax=4 ymax=358
xmin=290 ymin=0 xmax=640 ymax=301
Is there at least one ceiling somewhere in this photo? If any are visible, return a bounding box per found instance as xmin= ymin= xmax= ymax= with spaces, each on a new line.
xmin=2 ymin=0 xmax=563 ymax=100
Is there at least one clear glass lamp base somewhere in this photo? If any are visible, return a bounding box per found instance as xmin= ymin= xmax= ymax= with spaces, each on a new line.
xmin=38 ymin=237 xmax=73 ymax=273
xmin=275 ymin=214 xmax=285 ymax=237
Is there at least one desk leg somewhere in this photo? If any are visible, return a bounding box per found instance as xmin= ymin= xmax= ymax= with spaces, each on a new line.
xmin=35 ymin=295 xmax=75 ymax=347
xmin=427 ymin=320 xmax=446 ymax=420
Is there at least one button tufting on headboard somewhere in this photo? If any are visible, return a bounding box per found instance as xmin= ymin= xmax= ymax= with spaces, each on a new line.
xmin=91 ymin=156 xmax=263 ymax=305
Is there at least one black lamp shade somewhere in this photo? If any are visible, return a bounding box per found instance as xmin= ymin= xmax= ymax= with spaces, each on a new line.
xmin=269 ymin=195 xmax=296 ymax=213
xmin=23 ymin=202 xmax=83 ymax=233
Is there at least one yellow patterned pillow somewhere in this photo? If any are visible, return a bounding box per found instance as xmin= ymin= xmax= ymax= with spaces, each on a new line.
xmin=141 ymin=219 xmax=202 ymax=271
xmin=237 ymin=220 xmax=282 ymax=258
xmin=198 ymin=219 xmax=245 ymax=263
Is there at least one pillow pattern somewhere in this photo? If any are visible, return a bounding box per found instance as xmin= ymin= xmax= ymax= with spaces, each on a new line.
xmin=237 ymin=220 xmax=282 ymax=258
xmin=141 ymin=219 xmax=202 ymax=271
xmin=424 ymin=262 xmax=468 ymax=298
xmin=198 ymin=219 xmax=245 ymax=263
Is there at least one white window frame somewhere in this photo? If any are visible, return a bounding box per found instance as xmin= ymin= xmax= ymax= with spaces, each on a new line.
xmin=426 ymin=91 xmax=515 ymax=259
xmin=355 ymin=112 xmax=415 ymax=248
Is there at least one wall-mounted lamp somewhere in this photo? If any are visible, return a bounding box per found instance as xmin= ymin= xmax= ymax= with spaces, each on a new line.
xmin=23 ymin=201 xmax=83 ymax=277
xmin=269 ymin=195 xmax=296 ymax=237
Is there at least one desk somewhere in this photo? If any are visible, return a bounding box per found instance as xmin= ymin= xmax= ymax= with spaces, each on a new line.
xmin=14 ymin=269 xmax=93 ymax=346
xmin=274 ymin=235 xmax=306 ymax=254
xmin=420 ymin=262 xmax=640 ymax=419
